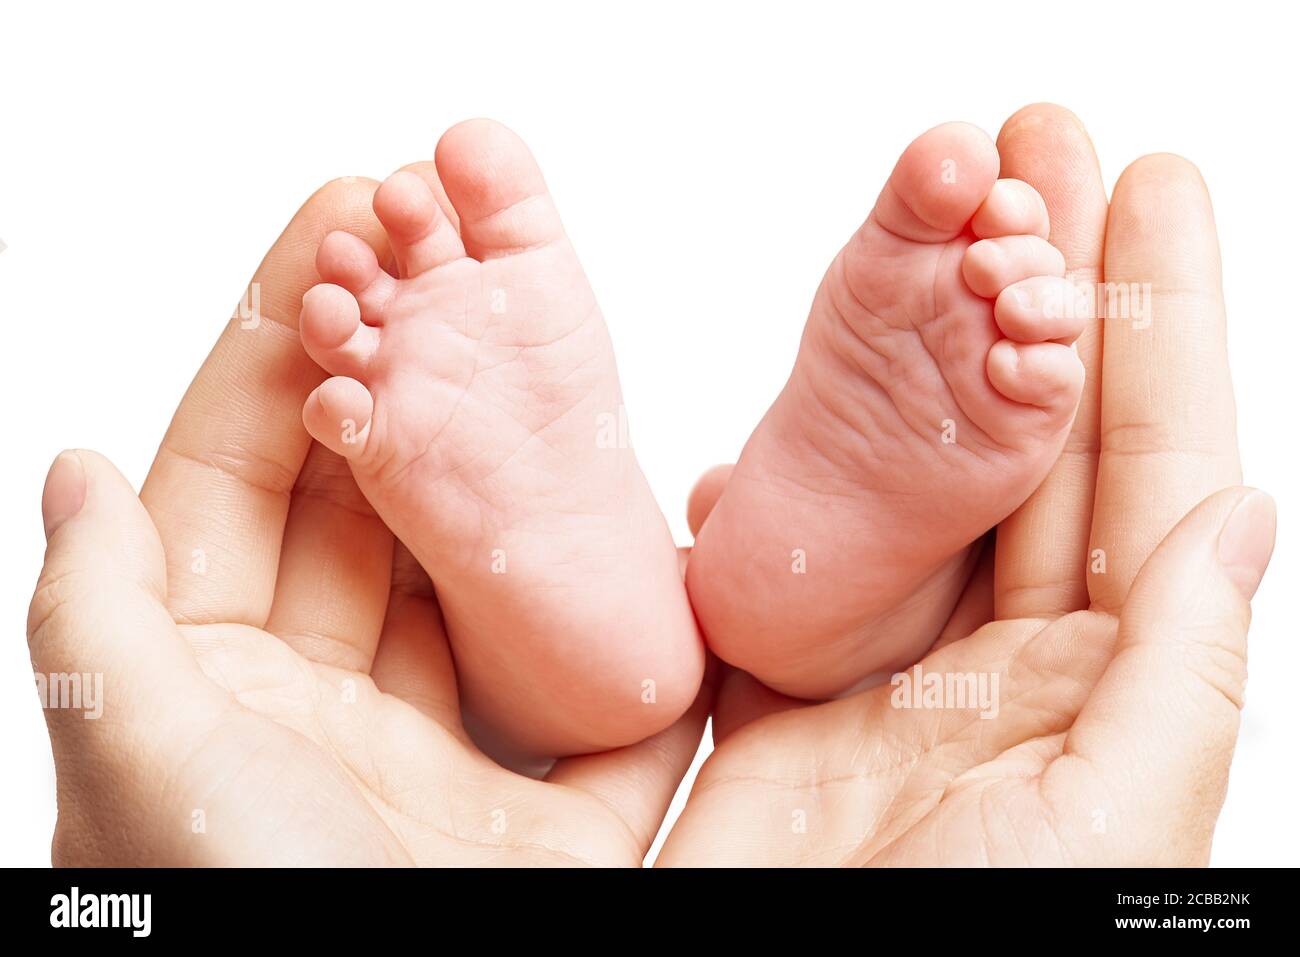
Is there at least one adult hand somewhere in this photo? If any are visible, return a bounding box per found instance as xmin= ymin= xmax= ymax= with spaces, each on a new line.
xmin=659 ymin=104 xmax=1274 ymax=866
xmin=29 ymin=173 xmax=706 ymax=866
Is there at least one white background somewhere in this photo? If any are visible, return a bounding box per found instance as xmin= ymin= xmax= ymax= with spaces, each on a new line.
xmin=2 ymin=0 xmax=1296 ymax=866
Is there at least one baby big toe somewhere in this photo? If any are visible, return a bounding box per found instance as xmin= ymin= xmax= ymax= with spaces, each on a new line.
xmin=872 ymin=121 xmax=1000 ymax=242
xmin=435 ymin=118 xmax=566 ymax=260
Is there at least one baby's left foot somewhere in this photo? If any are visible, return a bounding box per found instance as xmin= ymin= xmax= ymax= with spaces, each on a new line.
xmin=298 ymin=120 xmax=703 ymax=757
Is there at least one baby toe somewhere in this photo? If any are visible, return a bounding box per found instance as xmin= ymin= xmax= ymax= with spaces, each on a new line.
xmin=962 ymin=235 xmax=1065 ymax=298
xmin=986 ymin=339 xmax=1084 ymax=415
xmin=315 ymin=230 xmax=397 ymax=321
xmin=373 ymin=170 xmax=465 ymax=277
xmin=300 ymin=283 xmax=379 ymax=375
xmin=302 ymin=376 xmax=375 ymax=461
xmin=994 ymin=276 xmax=1092 ymax=343
xmin=971 ymin=179 xmax=1050 ymax=240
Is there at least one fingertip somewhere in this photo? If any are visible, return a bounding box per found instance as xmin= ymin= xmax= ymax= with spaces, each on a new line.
xmin=1108 ymin=152 xmax=1220 ymax=274
xmin=41 ymin=451 xmax=86 ymax=540
xmin=1114 ymin=152 xmax=1209 ymax=204
xmin=1217 ymin=489 xmax=1277 ymax=602
xmin=996 ymin=103 xmax=1090 ymax=155
xmin=30 ymin=448 xmax=170 ymax=644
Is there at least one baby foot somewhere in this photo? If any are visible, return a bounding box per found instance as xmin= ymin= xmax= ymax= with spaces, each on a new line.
xmin=687 ymin=122 xmax=1086 ymax=697
xmin=298 ymin=120 xmax=703 ymax=756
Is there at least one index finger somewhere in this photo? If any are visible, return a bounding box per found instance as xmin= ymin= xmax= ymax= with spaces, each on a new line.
xmin=990 ymin=104 xmax=1108 ymax=620
xmin=140 ymin=176 xmax=386 ymax=626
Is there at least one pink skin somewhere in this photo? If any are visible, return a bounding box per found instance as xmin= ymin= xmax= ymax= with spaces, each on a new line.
xmin=298 ymin=120 xmax=703 ymax=758
xmin=686 ymin=123 xmax=1086 ymax=698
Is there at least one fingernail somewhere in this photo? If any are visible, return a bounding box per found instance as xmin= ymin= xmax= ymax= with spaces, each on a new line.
xmin=42 ymin=451 xmax=86 ymax=540
xmin=1217 ymin=490 xmax=1276 ymax=601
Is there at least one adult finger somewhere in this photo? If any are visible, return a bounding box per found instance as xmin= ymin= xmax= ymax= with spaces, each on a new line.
xmin=932 ymin=532 xmax=995 ymax=650
xmin=263 ymin=442 xmax=393 ymax=671
xmin=710 ymin=664 xmax=805 ymax=745
xmin=1089 ymin=154 xmax=1242 ymax=614
xmin=29 ymin=452 xmax=228 ymax=825
xmin=213 ymin=162 xmax=449 ymax=653
xmin=991 ymin=104 xmax=1108 ymax=619
xmin=140 ymin=176 xmax=386 ymax=627
xmin=369 ymin=541 xmax=463 ymax=734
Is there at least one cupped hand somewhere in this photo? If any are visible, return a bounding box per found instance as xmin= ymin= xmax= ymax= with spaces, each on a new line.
xmin=659 ymin=104 xmax=1275 ymax=866
xmin=28 ymin=173 xmax=705 ymax=866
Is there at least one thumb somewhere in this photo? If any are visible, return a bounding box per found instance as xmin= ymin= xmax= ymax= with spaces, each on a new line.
xmin=29 ymin=451 xmax=212 ymax=749
xmin=686 ymin=464 xmax=733 ymax=539
xmin=1067 ymin=486 xmax=1275 ymax=861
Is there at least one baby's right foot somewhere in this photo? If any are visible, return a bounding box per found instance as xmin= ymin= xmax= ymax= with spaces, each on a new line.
xmin=687 ymin=122 xmax=1086 ymax=698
